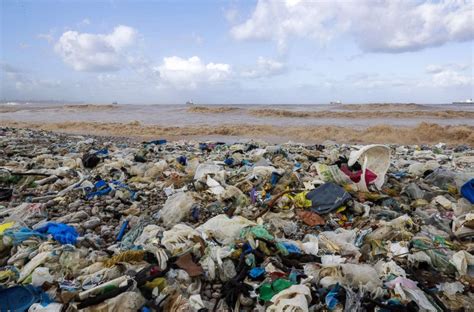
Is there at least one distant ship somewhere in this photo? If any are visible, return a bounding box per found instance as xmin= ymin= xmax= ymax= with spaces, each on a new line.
xmin=330 ymin=100 xmax=342 ymax=105
xmin=452 ymin=98 xmax=473 ymax=104
xmin=186 ymin=100 xmax=194 ymax=105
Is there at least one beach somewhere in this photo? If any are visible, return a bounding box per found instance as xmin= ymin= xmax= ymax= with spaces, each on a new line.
xmin=0 ymin=127 xmax=473 ymax=311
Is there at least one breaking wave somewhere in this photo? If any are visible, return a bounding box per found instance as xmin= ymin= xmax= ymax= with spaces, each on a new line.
xmin=3 ymin=121 xmax=473 ymax=145
xmin=187 ymin=106 xmax=242 ymax=113
xmin=250 ymin=109 xmax=474 ymax=119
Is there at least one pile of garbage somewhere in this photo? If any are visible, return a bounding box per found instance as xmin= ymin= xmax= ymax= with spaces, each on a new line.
xmin=0 ymin=126 xmax=473 ymax=311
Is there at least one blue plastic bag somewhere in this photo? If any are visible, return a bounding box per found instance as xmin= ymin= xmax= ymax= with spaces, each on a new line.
xmin=85 ymin=180 xmax=111 ymax=199
xmin=36 ymin=223 xmax=79 ymax=245
xmin=0 ymin=285 xmax=51 ymax=311
xmin=325 ymin=284 xmax=341 ymax=310
xmin=461 ymin=179 xmax=474 ymax=204
xmin=280 ymin=242 xmax=301 ymax=254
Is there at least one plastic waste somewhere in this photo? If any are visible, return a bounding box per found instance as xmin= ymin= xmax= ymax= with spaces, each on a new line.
xmin=31 ymin=267 xmax=54 ymax=287
xmin=3 ymin=227 xmax=47 ymax=245
xmin=267 ymin=284 xmax=312 ymax=312
xmin=437 ymin=281 xmax=464 ymax=296
xmin=325 ymin=284 xmax=341 ymax=310
xmin=408 ymin=160 xmax=439 ymax=177
xmin=403 ymin=183 xmax=425 ymax=199
xmin=0 ymin=188 xmax=13 ymax=201
xmin=82 ymin=153 xmax=100 ymax=168
xmin=249 ymin=267 xmax=265 ymax=279
xmin=348 ymin=144 xmax=391 ymax=191
xmin=300 ymin=234 xmax=319 ymax=256
xmin=194 ymin=163 xmax=222 ymax=182
xmin=158 ymin=192 xmax=195 ymax=227
xmin=306 ymin=182 xmax=352 ymax=214
xmin=259 ymin=278 xmax=294 ymax=301
xmin=116 ymin=220 xmax=129 ymax=241
xmin=162 ymin=224 xmax=200 ymax=255
xmin=0 ymin=221 xmax=15 ymax=234
xmin=81 ymin=291 xmax=146 ymax=312
xmin=319 ymin=228 xmax=360 ymax=258
xmin=460 ymin=178 xmax=474 ymax=203
xmin=424 ymin=168 xmax=457 ymax=190
xmin=385 ymin=277 xmax=438 ymax=311
xmin=206 ymin=176 xmax=225 ymax=195
xmin=29 ymin=303 xmax=63 ymax=312
xmin=341 ymin=263 xmax=382 ymax=295
xmin=450 ymin=250 xmax=474 ymax=276
xmin=36 ymin=222 xmax=79 ymax=245
xmin=0 ymin=285 xmax=51 ymax=311
xmin=188 ymin=294 xmax=206 ymax=310
xmin=1 ymin=129 xmax=473 ymax=311
xmin=197 ymin=214 xmax=255 ymax=244
xmin=19 ymin=251 xmax=51 ymax=282
xmin=321 ymin=255 xmax=346 ymax=266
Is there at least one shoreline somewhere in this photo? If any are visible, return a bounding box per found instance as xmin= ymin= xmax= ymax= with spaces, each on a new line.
xmin=2 ymin=120 xmax=473 ymax=146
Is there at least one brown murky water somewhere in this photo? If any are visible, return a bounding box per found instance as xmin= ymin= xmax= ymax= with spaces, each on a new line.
xmin=1 ymin=102 xmax=473 ymax=145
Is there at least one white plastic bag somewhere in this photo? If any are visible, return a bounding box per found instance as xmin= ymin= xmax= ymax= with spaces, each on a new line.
xmin=197 ymin=214 xmax=255 ymax=244
xmin=162 ymin=224 xmax=200 ymax=255
xmin=159 ymin=192 xmax=195 ymax=227
xmin=194 ymin=163 xmax=221 ymax=181
xmin=29 ymin=303 xmax=63 ymax=312
xmin=450 ymin=250 xmax=474 ymax=276
xmin=267 ymin=285 xmax=312 ymax=312
xmin=31 ymin=267 xmax=53 ymax=286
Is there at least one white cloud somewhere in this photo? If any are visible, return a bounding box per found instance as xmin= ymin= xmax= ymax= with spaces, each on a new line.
xmin=1 ymin=63 xmax=61 ymax=91
xmin=1 ymin=63 xmax=22 ymax=73
xmin=424 ymin=63 xmax=472 ymax=87
xmin=346 ymin=73 xmax=413 ymax=89
xmin=38 ymin=32 xmax=55 ymax=43
xmin=78 ymin=18 xmax=91 ymax=26
xmin=97 ymin=73 xmax=118 ymax=82
xmin=54 ymin=25 xmax=137 ymax=72
xmin=431 ymin=70 xmax=471 ymax=87
xmin=426 ymin=63 xmax=469 ymax=74
xmin=231 ymin=0 xmax=474 ymax=52
xmin=155 ymin=56 xmax=231 ymax=89
xmin=224 ymin=7 xmax=239 ymax=23
xmin=241 ymin=57 xmax=286 ymax=78
xmin=191 ymin=33 xmax=204 ymax=45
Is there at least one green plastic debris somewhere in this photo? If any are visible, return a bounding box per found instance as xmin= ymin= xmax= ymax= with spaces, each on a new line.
xmin=275 ymin=242 xmax=290 ymax=256
xmin=258 ymin=278 xmax=294 ymax=301
xmin=412 ymin=239 xmax=456 ymax=274
xmin=241 ymin=225 xmax=274 ymax=241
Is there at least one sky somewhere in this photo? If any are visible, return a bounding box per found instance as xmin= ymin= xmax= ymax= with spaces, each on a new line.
xmin=1 ymin=0 xmax=473 ymax=104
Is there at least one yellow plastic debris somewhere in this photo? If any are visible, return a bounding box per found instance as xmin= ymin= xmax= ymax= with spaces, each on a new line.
xmin=293 ymin=192 xmax=312 ymax=209
xmin=103 ymin=250 xmax=146 ymax=268
xmin=145 ymin=277 xmax=167 ymax=291
xmin=0 ymin=222 xmax=15 ymax=234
